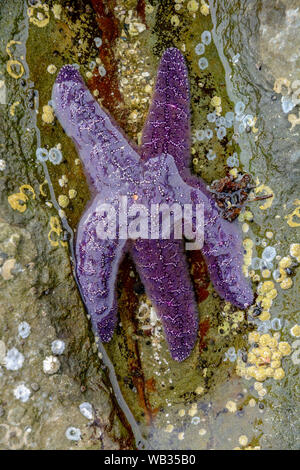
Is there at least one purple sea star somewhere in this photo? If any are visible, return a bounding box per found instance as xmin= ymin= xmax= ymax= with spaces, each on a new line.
xmin=52 ymin=48 xmax=253 ymax=362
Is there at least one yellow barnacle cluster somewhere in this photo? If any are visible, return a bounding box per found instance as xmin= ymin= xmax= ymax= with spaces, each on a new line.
xmin=200 ymin=0 xmax=210 ymax=16
xmin=10 ymin=101 xmax=20 ymax=116
xmin=236 ymin=331 xmax=291 ymax=382
xmin=255 ymin=280 xmax=278 ymax=321
xmin=48 ymin=216 xmax=67 ymax=248
xmin=290 ymin=325 xmax=300 ymax=337
xmin=211 ymin=95 xmax=222 ymax=116
xmin=8 ymin=192 xmax=28 ymax=213
xmin=254 ymin=184 xmax=274 ymax=210
xmin=187 ymin=0 xmax=199 ymax=13
xmin=7 ymin=59 xmax=24 ymax=79
xmin=285 ymin=200 xmax=300 ymax=227
xmin=8 ymin=184 xmax=36 ymax=213
xmin=218 ymin=303 xmax=245 ymax=334
xmin=52 ymin=4 xmax=62 ymax=20
xmin=288 ymin=111 xmax=300 ymax=130
xmin=218 ymin=321 xmax=230 ymax=336
xmin=231 ymin=310 xmax=245 ymax=323
xmin=6 ymin=40 xmax=24 ymax=79
xmin=273 ymin=78 xmax=300 ymax=130
xmin=58 ymin=194 xmax=69 ymax=209
xmin=170 ymin=14 xmax=180 ymax=27
xmin=27 ymin=2 xmax=50 ymax=28
xmin=229 ymin=168 xmax=238 ymax=179
xmin=290 ymin=243 xmax=300 ymax=262
xmin=273 ymin=77 xmax=291 ymax=95
xmin=276 ymin=256 xmax=293 ymax=290
xmin=238 ymin=210 xmax=253 ymax=223
xmin=42 ymin=104 xmax=54 ymax=124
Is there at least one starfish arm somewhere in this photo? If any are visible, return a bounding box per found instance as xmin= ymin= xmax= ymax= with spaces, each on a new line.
xmin=140 ymin=46 xmax=253 ymax=310
xmin=141 ymin=48 xmax=191 ymax=174
xmin=189 ymin=184 xmax=254 ymax=309
xmin=131 ymin=239 xmax=199 ymax=362
xmin=52 ymin=66 xmax=141 ymax=191
xmin=76 ymin=196 xmax=127 ymax=342
xmin=151 ymin=154 xmax=253 ymax=309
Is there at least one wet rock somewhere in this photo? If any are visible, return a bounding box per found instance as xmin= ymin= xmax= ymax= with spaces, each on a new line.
xmin=211 ymin=0 xmax=299 ymax=450
xmin=0 ymin=0 xmax=133 ymax=450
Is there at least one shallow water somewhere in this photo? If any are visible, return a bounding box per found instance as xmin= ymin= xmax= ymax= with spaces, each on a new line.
xmin=0 ymin=0 xmax=299 ymax=450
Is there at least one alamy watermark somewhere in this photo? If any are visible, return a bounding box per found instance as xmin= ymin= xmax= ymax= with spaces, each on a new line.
xmin=95 ymin=196 xmax=204 ymax=250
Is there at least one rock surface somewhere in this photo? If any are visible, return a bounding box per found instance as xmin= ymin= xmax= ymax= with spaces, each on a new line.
xmin=0 ymin=0 xmax=299 ymax=450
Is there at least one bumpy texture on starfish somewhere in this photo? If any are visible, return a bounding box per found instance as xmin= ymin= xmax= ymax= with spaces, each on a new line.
xmin=52 ymin=48 xmax=253 ymax=361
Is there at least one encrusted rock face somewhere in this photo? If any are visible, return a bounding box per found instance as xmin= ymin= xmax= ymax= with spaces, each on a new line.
xmin=1 ymin=0 xmax=299 ymax=451
xmin=0 ymin=222 xmax=127 ymax=450
xmin=0 ymin=1 xmax=133 ymax=451
xmin=259 ymin=0 xmax=300 ymax=84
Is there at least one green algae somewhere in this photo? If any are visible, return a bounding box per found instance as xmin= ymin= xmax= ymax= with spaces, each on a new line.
xmin=25 ymin=0 xmax=98 ymax=228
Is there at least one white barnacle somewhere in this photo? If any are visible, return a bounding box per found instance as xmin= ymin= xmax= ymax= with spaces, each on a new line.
xmin=18 ymin=321 xmax=31 ymax=339
xmin=215 ymin=116 xmax=226 ymax=127
xmin=232 ymin=53 xmax=240 ymax=64
xmin=191 ymin=416 xmax=201 ymax=425
xmin=217 ymin=126 xmax=226 ymax=140
xmin=244 ymin=114 xmax=254 ymax=127
xmin=79 ymin=402 xmax=94 ymax=420
xmin=262 ymin=246 xmax=276 ymax=262
xmin=238 ymin=121 xmax=246 ymax=133
xmin=207 ymin=112 xmax=216 ymax=123
xmin=204 ymin=128 xmax=213 ymax=139
xmin=65 ymin=426 xmax=81 ymax=441
xmin=14 ymin=384 xmax=31 ymax=402
xmin=225 ymin=111 xmax=234 ymax=122
xmin=227 ymin=156 xmax=235 ymax=167
xmin=195 ymin=129 xmax=205 ymax=141
xmin=98 ymin=65 xmax=106 ymax=77
xmin=48 ymin=147 xmax=63 ymax=165
xmin=5 ymin=347 xmax=24 ymax=371
xmin=234 ymin=101 xmax=245 ymax=115
xmin=195 ymin=43 xmax=205 ymax=55
xmin=271 ymin=318 xmax=282 ymax=331
xmin=51 ymin=339 xmax=65 ymax=355
xmin=94 ymin=37 xmax=102 ymax=48
xmin=201 ymin=31 xmax=211 ymax=46
xmin=251 ymin=257 xmax=261 ymax=270
xmin=227 ymin=346 xmax=237 ymax=362
xmin=224 ymin=118 xmax=233 ymax=128
xmin=206 ymin=150 xmax=216 ymax=161
xmin=281 ymin=95 xmax=295 ymax=114
xmin=43 ymin=355 xmax=60 ymax=375
xmin=198 ymin=57 xmax=208 ymax=70
xmin=150 ymin=307 xmax=158 ymax=326
xmin=36 ymin=147 xmax=49 ymax=162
